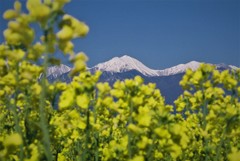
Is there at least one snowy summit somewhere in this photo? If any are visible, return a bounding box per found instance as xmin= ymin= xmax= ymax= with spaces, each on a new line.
xmin=92 ymin=55 xmax=160 ymax=76
xmin=157 ymin=61 xmax=201 ymax=76
xmin=47 ymin=64 xmax=71 ymax=78
xmin=92 ymin=55 xmax=203 ymax=76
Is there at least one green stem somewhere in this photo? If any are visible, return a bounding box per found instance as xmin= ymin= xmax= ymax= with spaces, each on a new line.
xmin=11 ymin=63 xmax=24 ymax=161
xmin=93 ymin=98 xmax=99 ymax=161
xmin=94 ymin=132 xmax=99 ymax=161
xmin=127 ymin=99 xmax=133 ymax=159
xmin=214 ymin=127 xmax=226 ymax=161
xmin=38 ymin=29 xmax=53 ymax=161
xmin=146 ymin=134 xmax=155 ymax=161
xmin=214 ymin=88 xmax=237 ymax=160
xmin=10 ymin=100 xmax=24 ymax=161
xmin=83 ymin=106 xmax=91 ymax=161
xmin=202 ymin=92 xmax=209 ymax=161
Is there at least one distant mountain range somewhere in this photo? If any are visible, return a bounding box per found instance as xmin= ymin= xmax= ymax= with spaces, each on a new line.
xmin=46 ymin=55 xmax=239 ymax=104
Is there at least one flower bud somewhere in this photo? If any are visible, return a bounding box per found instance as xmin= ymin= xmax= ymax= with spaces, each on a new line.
xmin=27 ymin=0 xmax=50 ymax=21
xmin=62 ymin=14 xmax=89 ymax=38
xmin=59 ymin=40 xmax=74 ymax=54
xmin=4 ymin=133 xmax=22 ymax=147
xmin=4 ymin=29 xmax=22 ymax=45
xmin=8 ymin=21 xmax=20 ymax=31
xmin=57 ymin=25 xmax=73 ymax=41
xmin=14 ymin=1 xmax=22 ymax=11
xmin=73 ymin=21 xmax=89 ymax=37
xmin=76 ymin=94 xmax=90 ymax=109
xmin=3 ymin=10 xmax=18 ymax=20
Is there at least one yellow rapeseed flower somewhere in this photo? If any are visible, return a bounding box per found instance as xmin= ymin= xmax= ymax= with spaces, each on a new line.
xmin=57 ymin=25 xmax=73 ymax=41
xmin=129 ymin=155 xmax=144 ymax=161
xmin=3 ymin=10 xmax=18 ymax=20
xmin=4 ymin=133 xmax=22 ymax=147
xmin=76 ymin=94 xmax=90 ymax=109
xmin=228 ymin=151 xmax=240 ymax=161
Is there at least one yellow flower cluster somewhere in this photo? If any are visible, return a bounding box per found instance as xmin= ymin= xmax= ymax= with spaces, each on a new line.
xmin=0 ymin=133 xmax=22 ymax=160
xmin=175 ymin=64 xmax=240 ymax=160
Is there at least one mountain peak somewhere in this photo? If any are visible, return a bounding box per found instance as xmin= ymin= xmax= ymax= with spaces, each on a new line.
xmin=47 ymin=64 xmax=71 ymax=78
xmin=110 ymin=55 xmax=136 ymax=62
xmin=184 ymin=60 xmax=201 ymax=69
xmin=121 ymin=55 xmax=134 ymax=59
xmin=92 ymin=56 xmax=208 ymax=76
xmin=121 ymin=54 xmax=131 ymax=58
xmin=156 ymin=61 xmax=201 ymax=76
xmin=187 ymin=60 xmax=200 ymax=65
xmin=92 ymin=55 xmax=159 ymax=76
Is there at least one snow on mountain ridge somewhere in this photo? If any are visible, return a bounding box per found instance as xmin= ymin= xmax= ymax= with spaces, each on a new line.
xmin=47 ymin=64 xmax=71 ymax=78
xmin=92 ymin=55 xmax=203 ymax=76
xmin=46 ymin=55 xmax=238 ymax=78
xmin=157 ymin=61 xmax=201 ymax=76
xmin=93 ymin=55 xmax=160 ymax=76
xmin=228 ymin=65 xmax=239 ymax=70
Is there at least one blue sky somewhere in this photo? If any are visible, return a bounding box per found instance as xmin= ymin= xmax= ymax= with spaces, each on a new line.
xmin=0 ymin=0 xmax=239 ymax=69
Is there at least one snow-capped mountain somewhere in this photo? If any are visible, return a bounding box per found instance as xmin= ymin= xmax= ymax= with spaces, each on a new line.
xmin=228 ymin=65 xmax=239 ymax=70
xmin=91 ymin=55 xmax=204 ymax=76
xmin=47 ymin=64 xmax=71 ymax=79
xmin=46 ymin=55 xmax=239 ymax=80
xmin=46 ymin=55 xmax=238 ymax=79
xmin=157 ymin=61 xmax=201 ymax=76
xmin=91 ymin=55 xmax=239 ymax=76
xmin=46 ymin=55 xmax=239 ymax=104
xmin=92 ymin=55 xmax=160 ymax=76
xmin=215 ymin=63 xmax=239 ymax=71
